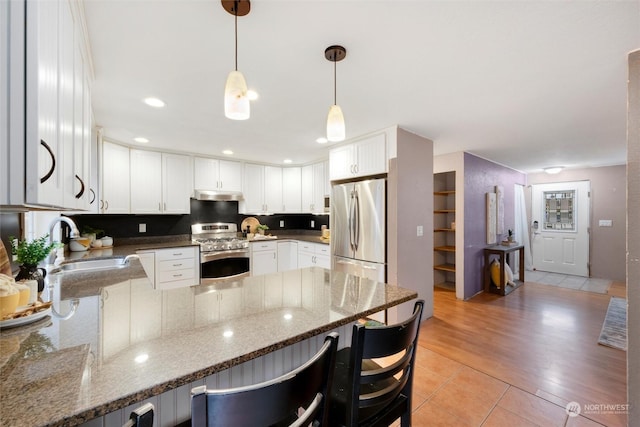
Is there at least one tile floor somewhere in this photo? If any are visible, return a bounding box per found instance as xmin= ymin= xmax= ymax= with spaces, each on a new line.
xmin=523 ymin=270 xmax=611 ymax=294
xmin=402 ymin=347 xmax=608 ymax=427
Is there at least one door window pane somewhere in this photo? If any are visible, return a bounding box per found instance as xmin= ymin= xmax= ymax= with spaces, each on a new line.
xmin=543 ymin=190 xmax=575 ymax=231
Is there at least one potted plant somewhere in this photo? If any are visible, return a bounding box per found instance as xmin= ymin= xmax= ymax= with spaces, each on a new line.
xmin=507 ymin=229 xmax=514 ymax=242
xmin=256 ymin=224 xmax=269 ymax=235
xmin=10 ymin=235 xmax=58 ymax=292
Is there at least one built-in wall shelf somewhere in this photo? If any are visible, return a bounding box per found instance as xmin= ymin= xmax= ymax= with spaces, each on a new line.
xmin=433 ymin=171 xmax=457 ymax=293
xmin=434 ymin=263 xmax=456 ymax=273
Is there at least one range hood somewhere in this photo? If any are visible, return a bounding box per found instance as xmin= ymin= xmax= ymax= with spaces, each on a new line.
xmin=194 ymin=189 xmax=244 ymax=201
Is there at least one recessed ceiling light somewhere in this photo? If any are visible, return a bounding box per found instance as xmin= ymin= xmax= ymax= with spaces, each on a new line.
xmin=222 ymin=150 xmax=234 ymax=155
xmin=316 ymin=137 xmax=328 ymax=144
xmin=134 ymin=137 xmax=149 ymax=143
xmin=247 ymin=90 xmax=258 ymax=101
xmin=283 ymin=159 xmax=292 ymax=164
xmin=143 ymin=97 xmax=165 ymax=108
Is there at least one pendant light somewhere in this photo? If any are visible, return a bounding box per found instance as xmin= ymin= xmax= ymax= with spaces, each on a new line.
xmin=222 ymin=0 xmax=251 ymax=120
xmin=325 ymin=45 xmax=346 ymax=142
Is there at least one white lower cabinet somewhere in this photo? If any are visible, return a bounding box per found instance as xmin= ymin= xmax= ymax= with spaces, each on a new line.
xmin=250 ymin=241 xmax=278 ymax=276
xmin=298 ymin=242 xmax=330 ymax=269
xmin=194 ymin=287 xmax=243 ymax=327
xmin=137 ymin=246 xmax=200 ymax=290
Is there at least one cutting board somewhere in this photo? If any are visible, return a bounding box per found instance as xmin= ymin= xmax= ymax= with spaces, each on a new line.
xmin=240 ymin=217 xmax=260 ymax=234
xmin=0 ymin=240 xmax=12 ymax=276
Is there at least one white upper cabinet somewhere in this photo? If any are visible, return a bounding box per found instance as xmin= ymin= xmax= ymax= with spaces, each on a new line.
xmin=329 ymin=132 xmax=387 ymax=180
xmin=101 ymin=141 xmax=130 ymax=213
xmin=130 ymin=149 xmax=191 ymax=214
xmin=301 ymin=162 xmax=326 ymax=213
xmin=282 ymin=167 xmax=302 ymax=213
xmin=242 ymin=164 xmax=284 ymax=214
xmin=130 ymin=149 xmax=162 ymax=213
xmin=162 ymin=153 xmax=191 ymax=214
xmin=264 ymin=166 xmax=282 ymax=213
xmin=0 ymin=0 xmax=93 ymax=209
xmin=193 ymin=157 xmax=242 ymax=193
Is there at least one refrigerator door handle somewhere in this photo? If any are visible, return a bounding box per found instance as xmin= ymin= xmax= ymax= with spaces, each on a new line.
xmin=336 ymin=259 xmax=357 ymax=266
xmin=353 ymin=190 xmax=360 ymax=252
xmin=349 ymin=190 xmax=356 ymax=252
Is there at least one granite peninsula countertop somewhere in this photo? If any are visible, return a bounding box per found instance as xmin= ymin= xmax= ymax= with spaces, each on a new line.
xmin=0 ymin=266 xmax=416 ymax=427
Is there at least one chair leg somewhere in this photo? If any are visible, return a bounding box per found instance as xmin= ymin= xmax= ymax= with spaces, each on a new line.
xmin=400 ymin=411 xmax=411 ymax=427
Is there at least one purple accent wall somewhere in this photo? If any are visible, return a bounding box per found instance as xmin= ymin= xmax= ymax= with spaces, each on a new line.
xmin=463 ymin=153 xmax=526 ymax=297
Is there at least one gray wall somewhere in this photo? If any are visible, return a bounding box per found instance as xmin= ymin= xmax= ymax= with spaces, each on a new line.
xmin=526 ymin=165 xmax=626 ymax=281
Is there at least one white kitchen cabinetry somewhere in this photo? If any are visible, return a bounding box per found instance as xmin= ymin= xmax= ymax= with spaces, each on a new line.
xmin=329 ymin=132 xmax=387 ymax=180
xmin=101 ymin=141 xmax=130 ymax=213
xmin=162 ymin=153 xmax=191 ymax=213
xmin=282 ymin=167 xmax=302 ymax=213
xmin=100 ymin=280 xmax=131 ymax=361
xmin=137 ymin=246 xmax=200 ymax=290
xmin=1 ymin=0 xmax=92 ymax=209
xmin=277 ymin=241 xmax=298 ymax=272
xmin=242 ymin=164 xmax=283 ymax=214
xmin=193 ymin=157 xmax=242 ymax=192
xmin=130 ymin=150 xmax=191 ymax=214
xmin=301 ymin=162 xmax=326 ymax=213
xmin=251 ymin=241 xmax=278 ymax=276
xmin=298 ymin=242 xmax=330 ymax=269
xmin=130 ymin=149 xmax=162 ymax=213
xmin=129 ymin=278 xmax=162 ymax=344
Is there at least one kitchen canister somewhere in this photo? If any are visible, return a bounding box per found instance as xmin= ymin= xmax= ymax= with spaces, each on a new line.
xmin=18 ymin=279 xmax=38 ymax=304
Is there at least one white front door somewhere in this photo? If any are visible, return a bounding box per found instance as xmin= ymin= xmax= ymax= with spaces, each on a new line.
xmin=531 ymin=181 xmax=590 ymax=276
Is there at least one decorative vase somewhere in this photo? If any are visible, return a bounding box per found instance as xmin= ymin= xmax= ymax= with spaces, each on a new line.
xmin=15 ymin=264 xmax=47 ymax=293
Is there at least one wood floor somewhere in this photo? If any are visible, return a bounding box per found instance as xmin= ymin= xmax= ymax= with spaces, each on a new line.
xmin=410 ymin=281 xmax=627 ymax=426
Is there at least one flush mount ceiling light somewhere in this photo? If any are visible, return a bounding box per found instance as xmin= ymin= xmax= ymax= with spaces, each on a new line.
xmin=143 ymin=97 xmax=165 ymax=108
xmin=133 ymin=137 xmax=149 ymax=143
xmin=325 ymin=45 xmax=347 ymax=142
xmin=544 ymin=166 xmax=564 ymax=174
xmin=222 ymin=0 xmax=251 ymax=120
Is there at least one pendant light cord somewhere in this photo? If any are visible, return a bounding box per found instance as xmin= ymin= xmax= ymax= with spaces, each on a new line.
xmin=333 ymin=56 xmax=337 ymax=106
xmin=234 ymin=1 xmax=238 ymax=71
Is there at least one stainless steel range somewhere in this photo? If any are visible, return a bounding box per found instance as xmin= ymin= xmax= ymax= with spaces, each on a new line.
xmin=192 ymin=223 xmax=250 ymax=283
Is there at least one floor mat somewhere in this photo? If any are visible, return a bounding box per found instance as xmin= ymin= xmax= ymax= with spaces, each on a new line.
xmin=598 ymin=297 xmax=627 ymax=350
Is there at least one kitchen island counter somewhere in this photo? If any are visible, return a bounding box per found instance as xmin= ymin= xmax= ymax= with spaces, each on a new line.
xmin=0 ymin=267 xmax=416 ymax=427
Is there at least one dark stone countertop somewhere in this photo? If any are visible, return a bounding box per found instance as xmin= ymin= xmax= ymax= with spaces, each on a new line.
xmin=0 ymin=265 xmax=415 ymax=427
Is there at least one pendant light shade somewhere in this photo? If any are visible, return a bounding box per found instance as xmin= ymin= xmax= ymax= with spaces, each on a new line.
xmin=327 ymin=105 xmax=345 ymax=142
xmin=225 ymin=70 xmax=249 ymax=120
xmin=325 ymin=45 xmax=347 ymax=142
xmin=222 ymin=0 xmax=251 ymax=120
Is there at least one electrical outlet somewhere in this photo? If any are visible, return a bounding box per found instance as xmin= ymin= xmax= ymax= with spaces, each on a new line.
xmin=139 ymin=223 xmax=146 ymax=233
xmin=417 ymin=225 xmax=424 ymax=236
xmin=311 ymin=220 xmax=315 ymax=228
xmin=280 ymin=220 xmax=285 ymax=227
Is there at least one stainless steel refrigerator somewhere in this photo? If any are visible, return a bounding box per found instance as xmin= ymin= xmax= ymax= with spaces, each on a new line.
xmin=331 ymin=178 xmax=386 ymax=283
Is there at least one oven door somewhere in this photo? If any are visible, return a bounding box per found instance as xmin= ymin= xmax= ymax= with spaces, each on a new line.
xmin=200 ymin=249 xmax=250 ymax=284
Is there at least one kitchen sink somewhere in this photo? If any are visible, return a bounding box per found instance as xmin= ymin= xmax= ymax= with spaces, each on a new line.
xmin=50 ymin=257 xmax=132 ymax=274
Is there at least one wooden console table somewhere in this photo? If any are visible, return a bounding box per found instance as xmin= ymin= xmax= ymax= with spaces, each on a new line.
xmin=483 ymin=244 xmax=525 ymax=296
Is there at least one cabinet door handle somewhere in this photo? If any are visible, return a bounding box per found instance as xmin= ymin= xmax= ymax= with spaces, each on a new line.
xmin=74 ymin=175 xmax=85 ymax=199
xmin=173 ymin=263 xmax=183 ymax=267
xmin=172 ymin=274 xmax=183 ymax=278
xmin=173 ymin=252 xmax=183 ymax=256
xmin=105 ymin=200 xmax=109 ymax=211
xmin=39 ymin=140 xmax=56 ymax=184
xmin=99 ymin=199 xmax=104 ymax=210
xmin=164 ymin=202 xmax=166 ymax=211
xmin=89 ymin=189 xmax=96 ymax=204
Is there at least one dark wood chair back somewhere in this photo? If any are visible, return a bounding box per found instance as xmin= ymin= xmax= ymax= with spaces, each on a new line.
xmin=191 ymin=332 xmax=339 ymax=426
xmin=330 ymin=300 xmax=425 ymax=427
xmin=123 ymin=403 xmax=154 ymax=427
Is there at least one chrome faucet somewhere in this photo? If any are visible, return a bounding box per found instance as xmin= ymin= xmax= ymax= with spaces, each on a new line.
xmin=46 ymin=216 xmax=81 ymax=265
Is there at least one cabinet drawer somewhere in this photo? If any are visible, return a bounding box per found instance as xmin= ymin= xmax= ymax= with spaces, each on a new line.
xmin=156 ymin=247 xmax=197 ymax=262
xmin=157 ymin=268 xmax=196 ymax=284
xmin=316 ymin=244 xmax=330 ymax=255
xmin=298 ymin=242 xmax=314 ymax=252
xmin=158 ymin=257 xmax=196 ymax=273
xmin=251 ymin=241 xmax=277 ymax=252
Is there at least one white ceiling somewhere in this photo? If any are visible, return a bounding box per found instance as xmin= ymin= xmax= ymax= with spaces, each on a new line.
xmin=83 ymin=0 xmax=639 ymax=173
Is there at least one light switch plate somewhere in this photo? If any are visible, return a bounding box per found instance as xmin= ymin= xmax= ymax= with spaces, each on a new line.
xmin=139 ymin=223 xmax=147 ymax=233
xmin=417 ymin=225 xmax=424 ymax=236
xmin=598 ymin=219 xmax=613 ymax=227
xmin=280 ymin=220 xmax=285 ymax=227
